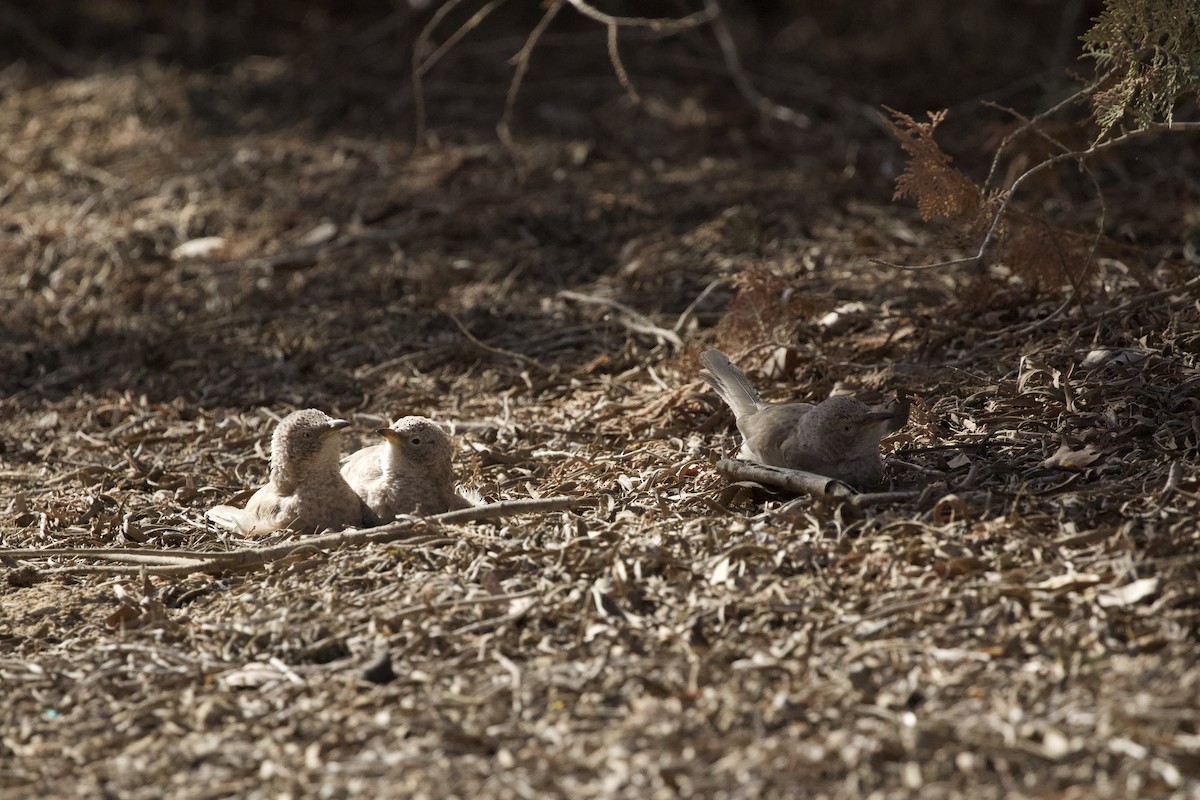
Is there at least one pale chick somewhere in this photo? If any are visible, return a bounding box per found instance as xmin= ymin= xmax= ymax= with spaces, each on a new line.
xmin=700 ymin=348 xmax=899 ymax=487
xmin=340 ymin=415 xmax=473 ymax=523
xmin=207 ymin=409 xmax=366 ymax=536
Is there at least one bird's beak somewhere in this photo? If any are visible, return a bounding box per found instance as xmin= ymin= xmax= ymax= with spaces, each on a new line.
xmin=376 ymin=427 xmax=400 ymax=443
xmin=323 ymin=419 xmax=351 ymax=436
xmin=863 ymin=410 xmax=897 ymax=425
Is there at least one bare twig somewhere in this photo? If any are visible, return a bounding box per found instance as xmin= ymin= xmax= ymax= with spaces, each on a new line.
xmin=446 ymin=312 xmax=550 ymax=373
xmin=497 ymin=0 xmax=562 ymax=159
xmin=703 ymin=0 xmax=809 ymax=129
xmin=981 ymin=76 xmax=1109 ymax=193
xmin=716 ymin=459 xmax=920 ymax=507
xmin=984 ymin=100 xmax=1108 ymax=287
xmin=384 ymin=588 xmax=541 ymax=627
xmin=238 ymin=223 xmax=420 ymax=271
xmin=673 ymin=278 xmax=724 ymax=333
xmin=422 ymin=0 xmax=803 ymax=155
xmin=605 ymin=19 xmax=640 ymax=104
xmin=562 ymin=0 xmax=717 ymax=32
xmin=558 ymin=290 xmax=684 ymax=349
xmin=1101 ymin=272 xmax=1200 ymax=318
xmin=812 ymin=589 xmax=1002 ymax=643
xmin=6 ymin=497 xmax=575 ymax=577
xmin=413 ymin=0 xmax=509 ymax=148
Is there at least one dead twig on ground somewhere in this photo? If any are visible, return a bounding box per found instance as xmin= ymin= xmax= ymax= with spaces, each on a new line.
xmin=673 ymin=278 xmax=724 ymax=334
xmin=558 ymin=290 xmax=684 ymax=349
xmin=715 ymin=459 xmax=920 ymax=507
xmin=811 ymin=588 xmax=1001 ymax=643
xmin=4 ymin=497 xmax=574 ymax=577
xmin=447 ymin=312 xmax=551 ymax=373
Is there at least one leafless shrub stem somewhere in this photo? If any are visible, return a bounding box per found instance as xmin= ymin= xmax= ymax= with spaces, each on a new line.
xmin=414 ymin=0 xmax=806 ymax=153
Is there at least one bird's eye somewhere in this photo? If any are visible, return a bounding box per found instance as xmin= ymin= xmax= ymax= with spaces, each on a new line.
xmin=843 ymin=424 xmax=853 ymax=433
xmin=411 ymin=437 xmax=422 ymax=445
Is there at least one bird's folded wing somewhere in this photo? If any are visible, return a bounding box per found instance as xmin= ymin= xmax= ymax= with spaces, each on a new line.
xmin=741 ymin=403 xmax=815 ymax=466
xmin=340 ymin=445 xmax=382 ymax=486
xmin=206 ymin=504 xmax=279 ymax=536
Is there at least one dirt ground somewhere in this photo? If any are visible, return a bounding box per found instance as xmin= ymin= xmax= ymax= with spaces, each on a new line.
xmin=2 ymin=3 xmax=1199 ymax=799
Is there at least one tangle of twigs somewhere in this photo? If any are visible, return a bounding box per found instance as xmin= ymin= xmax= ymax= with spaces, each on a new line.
xmin=876 ymin=71 xmax=1200 ymax=279
xmin=413 ymin=0 xmax=808 ymax=158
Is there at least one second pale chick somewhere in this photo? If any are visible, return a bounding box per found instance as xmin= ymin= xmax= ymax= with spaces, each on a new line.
xmin=341 ymin=416 xmax=470 ymax=522
xmin=700 ymin=349 xmax=898 ymax=487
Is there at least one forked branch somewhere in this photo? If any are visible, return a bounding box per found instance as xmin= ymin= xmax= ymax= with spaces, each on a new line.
xmin=415 ymin=0 xmax=808 ymax=153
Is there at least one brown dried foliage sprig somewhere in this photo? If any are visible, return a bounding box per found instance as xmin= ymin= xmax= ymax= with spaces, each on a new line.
xmin=714 ymin=267 xmax=825 ymax=355
xmin=879 ymin=0 xmax=1200 ymax=324
xmin=883 ymin=107 xmax=983 ymax=223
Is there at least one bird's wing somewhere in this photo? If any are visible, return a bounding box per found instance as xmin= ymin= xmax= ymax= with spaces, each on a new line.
xmin=340 ymin=442 xmax=375 ymax=469
xmin=739 ymin=403 xmax=814 ymax=467
xmin=699 ymin=349 xmax=766 ymax=420
xmin=207 ymin=481 xmax=292 ymax=535
xmin=206 ymin=504 xmax=281 ymax=536
xmin=340 ymin=444 xmax=382 ymax=489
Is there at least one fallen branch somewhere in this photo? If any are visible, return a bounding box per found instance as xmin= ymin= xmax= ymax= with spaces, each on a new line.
xmin=4 ymin=496 xmax=575 ymax=578
xmin=716 ymin=459 xmax=919 ymax=508
xmin=385 ymin=587 xmax=541 ymax=627
xmin=811 ymin=588 xmax=996 ymax=644
xmin=717 ymin=458 xmax=853 ymax=497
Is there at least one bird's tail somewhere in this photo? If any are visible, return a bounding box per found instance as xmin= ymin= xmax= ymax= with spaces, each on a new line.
xmin=454 ymin=486 xmax=486 ymax=509
xmin=699 ymin=349 xmax=765 ymax=420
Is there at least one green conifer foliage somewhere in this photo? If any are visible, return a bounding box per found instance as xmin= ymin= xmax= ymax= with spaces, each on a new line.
xmin=1082 ymin=0 xmax=1200 ymax=135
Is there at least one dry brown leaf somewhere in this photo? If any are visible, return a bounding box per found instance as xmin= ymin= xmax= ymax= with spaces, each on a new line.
xmin=1042 ymin=442 xmax=1102 ymax=469
xmin=932 ymin=493 xmax=970 ymax=524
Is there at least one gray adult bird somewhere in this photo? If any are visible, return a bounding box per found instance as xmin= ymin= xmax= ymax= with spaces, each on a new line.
xmin=699 ymin=348 xmax=899 ymax=487
xmin=340 ymin=416 xmax=472 ymax=523
xmin=207 ymin=409 xmax=366 ymax=535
